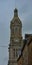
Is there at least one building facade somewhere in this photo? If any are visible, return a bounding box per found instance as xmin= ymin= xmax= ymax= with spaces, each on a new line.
xmin=28 ymin=36 xmax=32 ymax=65
xmin=22 ymin=40 xmax=28 ymax=65
xmin=17 ymin=34 xmax=32 ymax=65
xmin=8 ymin=8 xmax=23 ymax=65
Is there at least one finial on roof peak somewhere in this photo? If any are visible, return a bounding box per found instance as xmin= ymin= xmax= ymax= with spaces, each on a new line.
xmin=14 ymin=8 xmax=18 ymax=17
xmin=14 ymin=8 xmax=18 ymax=12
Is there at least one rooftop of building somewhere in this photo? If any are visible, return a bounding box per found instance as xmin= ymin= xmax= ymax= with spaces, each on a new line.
xmin=17 ymin=34 xmax=32 ymax=62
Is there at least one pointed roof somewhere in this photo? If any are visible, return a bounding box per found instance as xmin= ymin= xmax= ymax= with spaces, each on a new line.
xmin=14 ymin=8 xmax=18 ymax=17
xmin=14 ymin=8 xmax=18 ymax=13
xmin=10 ymin=8 xmax=22 ymax=28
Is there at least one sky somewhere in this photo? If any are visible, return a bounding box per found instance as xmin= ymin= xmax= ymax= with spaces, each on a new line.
xmin=0 ymin=0 xmax=32 ymax=65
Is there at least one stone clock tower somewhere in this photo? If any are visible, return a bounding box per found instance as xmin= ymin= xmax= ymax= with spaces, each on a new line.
xmin=8 ymin=8 xmax=23 ymax=65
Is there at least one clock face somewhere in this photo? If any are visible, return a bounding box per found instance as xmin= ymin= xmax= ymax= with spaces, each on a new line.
xmin=14 ymin=26 xmax=19 ymax=34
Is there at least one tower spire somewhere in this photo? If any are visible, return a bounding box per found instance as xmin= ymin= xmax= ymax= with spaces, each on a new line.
xmin=14 ymin=8 xmax=18 ymax=17
xmin=8 ymin=3 xmax=23 ymax=65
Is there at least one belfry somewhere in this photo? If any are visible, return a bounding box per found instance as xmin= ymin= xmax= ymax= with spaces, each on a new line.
xmin=8 ymin=8 xmax=23 ymax=65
